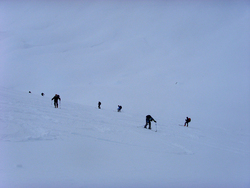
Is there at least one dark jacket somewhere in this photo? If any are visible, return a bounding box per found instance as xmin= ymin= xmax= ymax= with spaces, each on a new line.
xmin=146 ymin=115 xmax=156 ymax=123
xmin=117 ymin=105 xmax=122 ymax=111
xmin=52 ymin=94 xmax=61 ymax=103
xmin=185 ymin=117 xmax=191 ymax=123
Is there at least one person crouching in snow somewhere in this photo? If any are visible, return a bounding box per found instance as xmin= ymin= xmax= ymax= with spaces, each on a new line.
xmin=117 ymin=105 xmax=122 ymax=112
xmin=144 ymin=115 xmax=156 ymax=130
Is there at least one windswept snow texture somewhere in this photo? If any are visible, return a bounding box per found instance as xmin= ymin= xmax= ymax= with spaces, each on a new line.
xmin=0 ymin=1 xmax=250 ymax=188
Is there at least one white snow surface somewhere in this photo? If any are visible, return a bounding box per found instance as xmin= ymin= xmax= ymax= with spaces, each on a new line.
xmin=0 ymin=1 xmax=250 ymax=188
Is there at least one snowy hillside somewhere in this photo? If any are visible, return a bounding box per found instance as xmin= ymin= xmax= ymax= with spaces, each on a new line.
xmin=0 ymin=0 xmax=250 ymax=187
xmin=0 ymin=87 xmax=249 ymax=188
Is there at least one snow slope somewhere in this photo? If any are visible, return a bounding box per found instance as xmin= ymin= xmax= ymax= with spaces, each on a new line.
xmin=1 ymin=1 xmax=249 ymax=125
xmin=0 ymin=0 xmax=250 ymax=187
xmin=0 ymin=87 xmax=249 ymax=188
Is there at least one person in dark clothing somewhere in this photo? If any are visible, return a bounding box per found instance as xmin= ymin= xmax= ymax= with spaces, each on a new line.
xmin=184 ymin=117 xmax=191 ymax=127
xmin=144 ymin=115 xmax=156 ymax=129
xmin=51 ymin=94 xmax=61 ymax=108
xmin=98 ymin=101 xmax=101 ymax=109
xmin=117 ymin=105 xmax=122 ymax=112
xmin=41 ymin=93 xmax=44 ymax=96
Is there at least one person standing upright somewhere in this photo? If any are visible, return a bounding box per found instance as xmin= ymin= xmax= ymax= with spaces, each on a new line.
xmin=51 ymin=94 xmax=61 ymax=108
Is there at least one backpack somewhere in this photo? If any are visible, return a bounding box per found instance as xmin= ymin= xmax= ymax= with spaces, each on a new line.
xmin=188 ymin=118 xmax=191 ymax=122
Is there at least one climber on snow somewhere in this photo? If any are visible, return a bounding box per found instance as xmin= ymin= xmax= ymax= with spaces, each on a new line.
xmin=184 ymin=117 xmax=191 ymax=127
xmin=144 ymin=115 xmax=156 ymax=130
xmin=51 ymin=94 xmax=61 ymax=108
